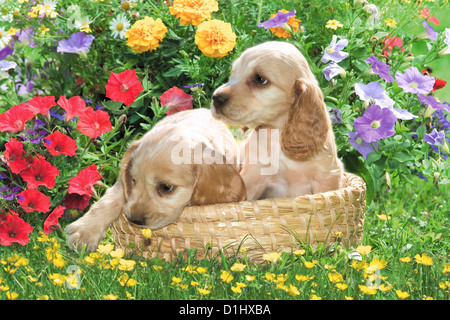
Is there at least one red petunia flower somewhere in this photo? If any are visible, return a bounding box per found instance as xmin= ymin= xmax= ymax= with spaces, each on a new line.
xmin=43 ymin=205 xmax=66 ymax=235
xmin=20 ymin=155 xmax=60 ymax=189
xmin=17 ymin=189 xmax=51 ymax=213
xmin=382 ymin=36 xmax=405 ymax=57
xmin=420 ymin=9 xmax=440 ymax=25
xmin=105 ymin=70 xmax=144 ymax=106
xmin=433 ymin=78 xmax=447 ymax=91
xmin=4 ymin=138 xmax=29 ymax=174
xmin=0 ymin=212 xmax=34 ymax=246
xmin=0 ymin=103 xmax=35 ymax=133
xmin=57 ymin=96 xmax=88 ymax=122
xmin=76 ymin=107 xmax=113 ymax=138
xmin=26 ymin=96 xmax=56 ymax=120
xmin=44 ymin=131 xmax=77 ymax=157
xmin=64 ymin=193 xmax=91 ymax=211
xmin=68 ymin=164 xmax=102 ymax=197
xmin=159 ymin=86 xmax=193 ymax=115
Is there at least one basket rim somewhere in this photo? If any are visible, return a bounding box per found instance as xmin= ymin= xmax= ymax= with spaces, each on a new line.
xmin=118 ymin=172 xmax=366 ymax=231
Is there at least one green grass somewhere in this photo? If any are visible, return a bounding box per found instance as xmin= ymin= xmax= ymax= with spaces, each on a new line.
xmin=1 ymin=176 xmax=448 ymax=300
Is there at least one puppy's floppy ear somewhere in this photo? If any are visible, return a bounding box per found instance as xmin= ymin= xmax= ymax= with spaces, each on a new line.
xmin=120 ymin=140 xmax=141 ymax=201
xmin=190 ymin=160 xmax=246 ymax=206
xmin=281 ymin=79 xmax=330 ymax=159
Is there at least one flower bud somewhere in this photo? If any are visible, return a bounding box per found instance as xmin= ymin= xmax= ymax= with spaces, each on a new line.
xmin=433 ymin=172 xmax=440 ymax=189
xmin=121 ymin=1 xmax=131 ymax=11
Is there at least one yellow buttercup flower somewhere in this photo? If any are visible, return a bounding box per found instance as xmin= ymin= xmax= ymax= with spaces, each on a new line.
xmin=119 ymin=273 xmax=137 ymax=287
xmin=326 ymin=19 xmax=343 ymax=30
xmin=400 ymin=257 xmax=411 ymax=263
xmin=415 ymin=253 xmax=433 ymax=266
xmin=328 ymin=271 xmax=344 ymax=283
xmin=359 ymin=284 xmax=377 ymax=295
xmin=125 ymin=16 xmax=167 ymax=53
xmin=304 ymin=260 xmax=318 ymax=269
xmin=262 ymin=252 xmax=282 ymax=263
xmin=230 ymin=263 xmax=247 ymax=272
xmin=6 ymin=291 xmax=19 ymax=300
xmin=220 ymin=270 xmax=234 ymax=283
xmin=118 ymin=259 xmax=136 ymax=271
xmin=198 ymin=287 xmax=211 ymax=295
xmin=195 ymin=19 xmax=236 ymax=58
xmin=336 ymin=283 xmax=348 ymax=290
xmin=97 ymin=243 xmax=114 ymax=255
xmin=396 ymin=289 xmax=410 ymax=299
xmin=356 ymin=245 xmax=372 ymax=255
xmin=269 ymin=9 xmax=301 ymax=38
xmin=169 ymin=0 xmax=219 ymax=26
xmin=142 ymin=228 xmax=152 ymax=239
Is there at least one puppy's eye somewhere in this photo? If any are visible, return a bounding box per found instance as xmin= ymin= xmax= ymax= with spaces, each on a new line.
xmin=254 ymin=74 xmax=269 ymax=85
xmin=157 ymin=183 xmax=175 ymax=196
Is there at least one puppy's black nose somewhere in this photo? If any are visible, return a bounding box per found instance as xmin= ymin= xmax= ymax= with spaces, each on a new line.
xmin=212 ymin=93 xmax=229 ymax=109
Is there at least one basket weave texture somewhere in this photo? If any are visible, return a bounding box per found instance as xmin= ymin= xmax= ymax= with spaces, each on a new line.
xmin=112 ymin=172 xmax=366 ymax=262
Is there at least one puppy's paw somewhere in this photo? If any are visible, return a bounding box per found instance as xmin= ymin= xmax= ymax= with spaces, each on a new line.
xmin=65 ymin=219 xmax=105 ymax=252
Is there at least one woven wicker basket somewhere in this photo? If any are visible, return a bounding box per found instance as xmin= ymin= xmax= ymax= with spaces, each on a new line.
xmin=112 ymin=172 xmax=366 ymax=262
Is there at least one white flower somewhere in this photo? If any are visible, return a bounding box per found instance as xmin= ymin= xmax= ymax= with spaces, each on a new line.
xmin=0 ymin=27 xmax=12 ymax=49
xmin=109 ymin=13 xmax=130 ymax=39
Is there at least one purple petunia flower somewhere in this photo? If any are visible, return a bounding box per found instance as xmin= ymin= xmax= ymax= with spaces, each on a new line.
xmin=424 ymin=128 xmax=445 ymax=147
xmin=365 ymin=55 xmax=394 ymax=82
xmin=354 ymin=104 xmax=397 ymax=143
xmin=417 ymin=94 xmax=450 ymax=112
xmin=57 ymin=32 xmax=95 ymax=53
xmin=347 ymin=131 xmax=379 ymax=160
xmin=421 ymin=20 xmax=439 ymax=41
xmin=258 ymin=10 xmax=296 ymax=29
xmin=322 ymin=62 xmax=346 ymax=81
xmin=395 ymin=67 xmax=435 ymax=95
xmin=0 ymin=43 xmax=13 ymax=61
xmin=321 ymin=35 xmax=349 ymax=63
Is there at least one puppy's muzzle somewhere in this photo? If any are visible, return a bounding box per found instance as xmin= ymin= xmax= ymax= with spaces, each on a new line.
xmin=212 ymin=93 xmax=229 ymax=111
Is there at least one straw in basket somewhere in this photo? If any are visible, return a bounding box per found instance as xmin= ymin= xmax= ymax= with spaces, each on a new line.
xmin=112 ymin=172 xmax=366 ymax=262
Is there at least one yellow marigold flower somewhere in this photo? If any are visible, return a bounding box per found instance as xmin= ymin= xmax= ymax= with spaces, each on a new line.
xmin=384 ymin=18 xmax=397 ymax=27
xmin=304 ymin=260 xmax=318 ymax=269
xmin=328 ymin=271 xmax=344 ymax=283
xmin=195 ymin=19 xmax=236 ymax=58
xmin=356 ymin=245 xmax=372 ymax=255
xmin=220 ymin=270 xmax=234 ymax=283
xmin=415 ymin=253 xmax=433 ymax=266
xmin=230 ymin=263 xmax=247 ymax=272
xmin=169 ymin=0 xmax=219 ymax=26
xmin=359 ymin=284 xmax=377 ymax=295
xmin=198 ymin=287 xmax=211 ymax=295
xmin=125 ymin=16 xmax=167 ymax=53
xmin=326 ymin=19 xmax=343 ymax=30
xmin=396 ymin=289 xmax=410 ymax=299
xmin=269 ymin=9 xmax=301 ymax=38
xmin=262 ymin=252 xmax=282 ymax=263
xmin=400 ymin=257 xmax=411 ymax=263
xmin=142 ymin=228 xmax=152 ymax=239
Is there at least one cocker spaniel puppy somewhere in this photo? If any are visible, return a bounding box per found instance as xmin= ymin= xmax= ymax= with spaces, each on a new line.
xmin=211 ymin=41 xmax=343 ymax=200
xmin=66 ymin=108 xmax=246 ymax=251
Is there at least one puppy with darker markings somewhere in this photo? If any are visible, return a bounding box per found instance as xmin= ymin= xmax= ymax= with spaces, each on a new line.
xmin=66 ymin=108 xmax=246 ymax=251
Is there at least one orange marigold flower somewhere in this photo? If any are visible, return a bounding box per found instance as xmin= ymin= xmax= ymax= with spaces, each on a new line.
xmin=169 ymin=0 xmax=219 ymax=26
xmin=125 ymin=16 xmax=167 ymax=53
xmin=269 ymin=9 xmax=301 ymax=39
xmin=195 ymin=19 xmax=236 ymax=58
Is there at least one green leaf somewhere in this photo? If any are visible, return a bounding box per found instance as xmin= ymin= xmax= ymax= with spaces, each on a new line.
xmin=343 ymin=153 xmax=375 ymax=206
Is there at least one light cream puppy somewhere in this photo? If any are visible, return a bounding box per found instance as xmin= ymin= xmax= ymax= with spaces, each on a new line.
xmin=211 ymin=41 xmax=343 ymax=200
xmin=66 ymin=108 xmax=246 ymax=251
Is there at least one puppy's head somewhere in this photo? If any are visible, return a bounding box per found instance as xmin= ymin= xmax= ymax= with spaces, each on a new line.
xmin=211 ymin=41 xmax=330 ymax=158
xmin=121 ymin=124 xmax=246 ymax=229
